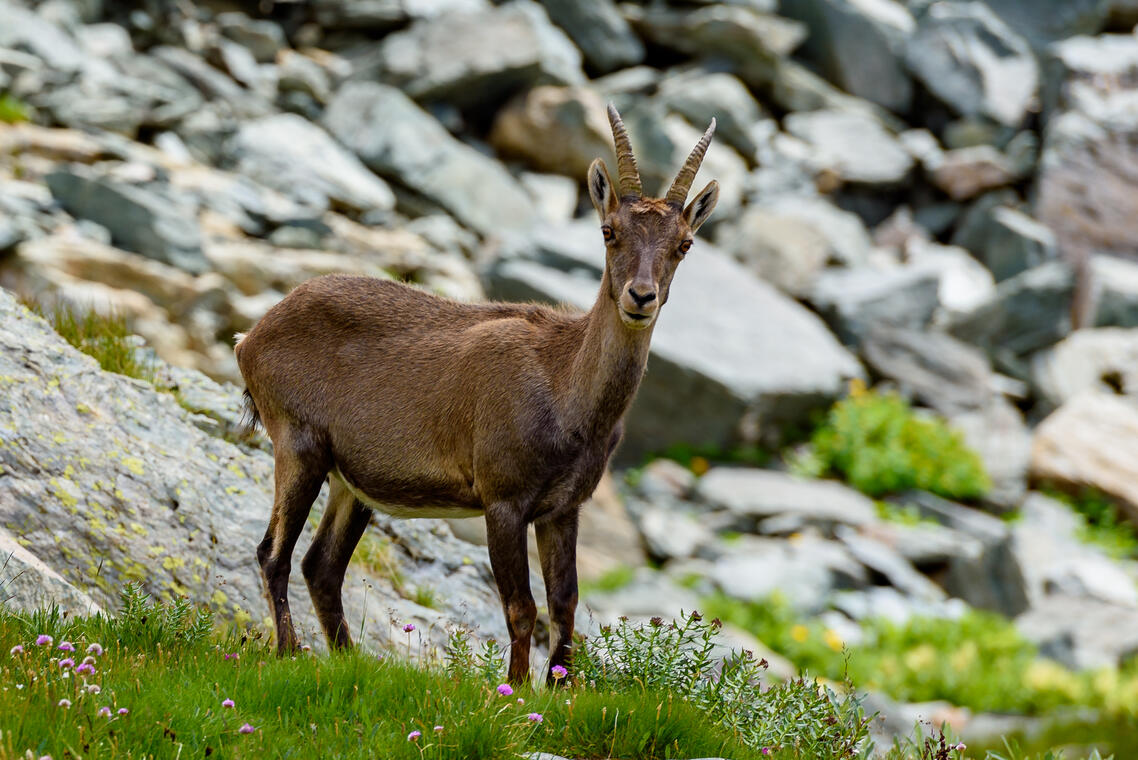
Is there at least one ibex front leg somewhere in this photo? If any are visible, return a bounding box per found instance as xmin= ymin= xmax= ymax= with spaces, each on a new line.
xmin=485 ymin=504 xmax=536 ymax=684
xmin=536 ymin=508 xmax=579 ymax=683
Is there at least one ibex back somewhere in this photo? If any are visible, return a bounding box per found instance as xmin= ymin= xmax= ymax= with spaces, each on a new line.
xmin=235 ymin=105 xmax=719 ymax=684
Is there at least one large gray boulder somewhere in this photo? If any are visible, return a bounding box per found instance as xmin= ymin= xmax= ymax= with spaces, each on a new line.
xmin=535 ymin=0 xmax=644 ymax=74
xmin=783 ymin=108 xmax=914 ymax=185
xmin=809 ymin=265 xmax=941 ymax=344
xmin=901 ymin=492 xmax=1031 ymax=616
xmin=626 ymin=3 xmax=806 ymax=89
xmin=860 ymin=325 xmax=994 ymax=415
xmin=1031 ymin=328 xmax=1138 ymax=408
xmin=982 ymin=0 xmax=1112 ymax=46
xmin=946 ymin=261 xmax=1076 ymax=360
xmin=973 ymin=207 xmax=1058 ymax=283
xmin=655 ymin=69 xmax=767 ymax=160
xmin=485 ymin=240 xmax=862 ymax=459
xmin=1016 ymin=596 xmax=1138 ymax=670
xmin=227 ymin=114 xmax=396 ymax=215
xmin=780 ymin=0 xmax=915 ymax=113
xmin=370 ymin=0 xmax=584 ymax=108
xmin=323 ymin=82 xmax=537 ymax=237
xmin=45 ymin=169 xmax=208 ymax=275
xmin=696 ymin=467 xmax=877 ymax=533
xmin=0 ymin=288 xmax=531 ymax=654
xmin=905 ymin=2 xmax=1038 ymax=127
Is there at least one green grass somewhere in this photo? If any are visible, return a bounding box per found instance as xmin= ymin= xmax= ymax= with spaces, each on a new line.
xmin=20 ymin=297 xmax=155 ymax=383
xmin=580 ymin=564 xmax=635 ymax=595
xmin=0 ymin=93 xmax=31 ymax=124
xmin=0 ymin=586 xmax=1123 ymax=760
xmin=1042 ymin=488 xmax=1138 ymax=560
xmin=0 ymin=589 xmax=875 ymax=760
xmin=793 ymin=383 xmax=990 ymax=501
xmin=705 ymin=594 xmax=1138 ymax=720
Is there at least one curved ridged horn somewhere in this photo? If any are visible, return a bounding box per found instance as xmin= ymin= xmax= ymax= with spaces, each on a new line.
xmin=666 ymin=118 xmax=717 ymax=205
xmin=607 ymin=103 xmax=642 ymax=198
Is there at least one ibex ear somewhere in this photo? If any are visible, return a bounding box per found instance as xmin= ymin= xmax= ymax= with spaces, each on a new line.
xmin=683 ymin=180 xmax=719 ymax=233
xmin=587 ymin=159 xmax=619 ymax=218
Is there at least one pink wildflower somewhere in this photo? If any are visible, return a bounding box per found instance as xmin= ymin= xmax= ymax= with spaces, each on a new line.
xmin=402 ymin=623 xmax=415 ymax=633
xmin=550 ymin=665 xmax=568 ymax=680
xmin=496 ymin=683 xmax=513 ymax=697
xmin=76 ymin=662 xmax=95 ymax=676
xmin=9 ymin=645 xmax=23 ymax=656
xmin=407 ymin=730 xmax=421 ymax=741
xmin=57 ymin=699 xmax=71 ymax=708
xmin=433 ymin=725 xmax=444 ymax=732
xmin=118 ymin=708 xmax=129 ymax=715
xmin=86 ymin=643 xmax=103 ymax=656
xmin=527 ymin=712 xmax=543 ymax=723
xmin=87 ymin=684 xmax=101 ymax=695
xmin=57 ymin=641 xmax=74 ymax=652
xmin=222 ymin=698 xmax=235 ymax=708
xmin=239 ymin=723 xmax=255 ymax=734
xmin=97 ymin=706 xmax=112 ymax=718
xmin=35 ymin=635 xmax=53 ymax=647
xmin=58 ymin=658 xmax=74 ymax=669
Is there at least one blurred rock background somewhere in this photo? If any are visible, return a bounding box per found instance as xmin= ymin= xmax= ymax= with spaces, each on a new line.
xmin=5 ymin=0 xmax=1138 ymax=751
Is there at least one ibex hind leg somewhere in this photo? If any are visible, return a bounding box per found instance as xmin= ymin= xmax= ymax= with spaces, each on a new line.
xmin=302 ymin=477 xmax=372 ymax=650
xmin=257 ymin=424 xmax=330 ymax=655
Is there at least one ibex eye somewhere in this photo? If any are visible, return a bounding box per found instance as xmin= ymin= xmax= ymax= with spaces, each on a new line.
xmin=679 ymin=240 xmax=692 ymax=254
xmin=602 ymin=226 xmax=614 ymax=242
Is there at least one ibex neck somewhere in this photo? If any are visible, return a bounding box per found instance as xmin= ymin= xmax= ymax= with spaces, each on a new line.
xmin=563 ymin=270 xmax=653 ymax=437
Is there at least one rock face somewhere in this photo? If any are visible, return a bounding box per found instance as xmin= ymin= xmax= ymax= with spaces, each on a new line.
xmin=781 ymin=0 xmax=915 ymax=113
xmin=0 ymin=288 xmax=526 ymax=654
xmin=784 ymin=109 xmax=913 ymax=185
xmin=1036 ymin=89 xmax=1138 ymax=261
xmin=1030 ymin=392 xmax=1138 ymax=524
xmin=905 ymin=2 xmax=1038 ymax=127
xmin=226 ymin=114 xmax=396 ymax=215
xmin=370 ymin=0 xmax=584 ymax=107
xmin=323 ymin=82 xmax=536 ymax=236
xmin=45 ymin=170 xmax=208 ymax=274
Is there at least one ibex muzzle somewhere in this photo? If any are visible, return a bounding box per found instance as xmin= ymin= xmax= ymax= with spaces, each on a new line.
xmin=235 ymin=104 xmax=718 ymax=684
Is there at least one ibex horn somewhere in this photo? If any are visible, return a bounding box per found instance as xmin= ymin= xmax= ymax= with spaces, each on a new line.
xmin=666 ymin=118 xmax=717 ymax=205
xmin=607 ymin=103 xmax=643 ymax=198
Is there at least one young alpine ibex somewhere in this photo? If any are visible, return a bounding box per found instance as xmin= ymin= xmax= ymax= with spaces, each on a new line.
xmin=235 ymin=105 xmax=718 ymax=683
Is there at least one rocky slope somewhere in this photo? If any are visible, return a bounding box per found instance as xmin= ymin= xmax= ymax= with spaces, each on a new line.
xmin=6 ymin=0 xmax=1138 ymax=746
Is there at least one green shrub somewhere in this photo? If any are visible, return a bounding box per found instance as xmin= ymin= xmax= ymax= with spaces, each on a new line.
xmin=805 ymin=384 xmax=990 ymax=500
xmin=705 ymin=594 xmax=1138 ymax=717
xmin=1043 ymin=487 xmax=1138 ymax=560
xmin=572 ymin=611 xmax=873 ymax=757
xmin=0 ymin=93 xmax=31 ymax=124
xmin=21 ymin=297 xmax=155 ymax=383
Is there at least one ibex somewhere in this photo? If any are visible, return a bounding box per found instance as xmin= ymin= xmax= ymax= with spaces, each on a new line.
xmin=234 ymin=105 xmax=718 ymax=683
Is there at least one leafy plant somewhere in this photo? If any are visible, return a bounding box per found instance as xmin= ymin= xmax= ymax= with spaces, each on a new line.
xmin=573 ymin=611 xmax=873 ymax=757
xmin=0 ymin=93 xmax=31 ymax=124
xmin=805 ymin=382 xmax=990 ymax=500
xmin=1043 ymin=487 xmax=1138 ymax=560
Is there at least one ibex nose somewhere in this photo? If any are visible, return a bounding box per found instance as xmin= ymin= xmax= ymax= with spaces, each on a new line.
xmin=627 ymin=287 xmax=657 ymax=308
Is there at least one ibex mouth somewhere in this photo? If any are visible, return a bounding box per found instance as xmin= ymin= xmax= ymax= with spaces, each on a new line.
xmin=621 ymin=309 xmax=654 ymax=329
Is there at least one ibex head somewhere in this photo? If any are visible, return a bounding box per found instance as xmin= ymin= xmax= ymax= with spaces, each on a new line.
xmin=587 ymin=104 xmax=719 ymax=331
